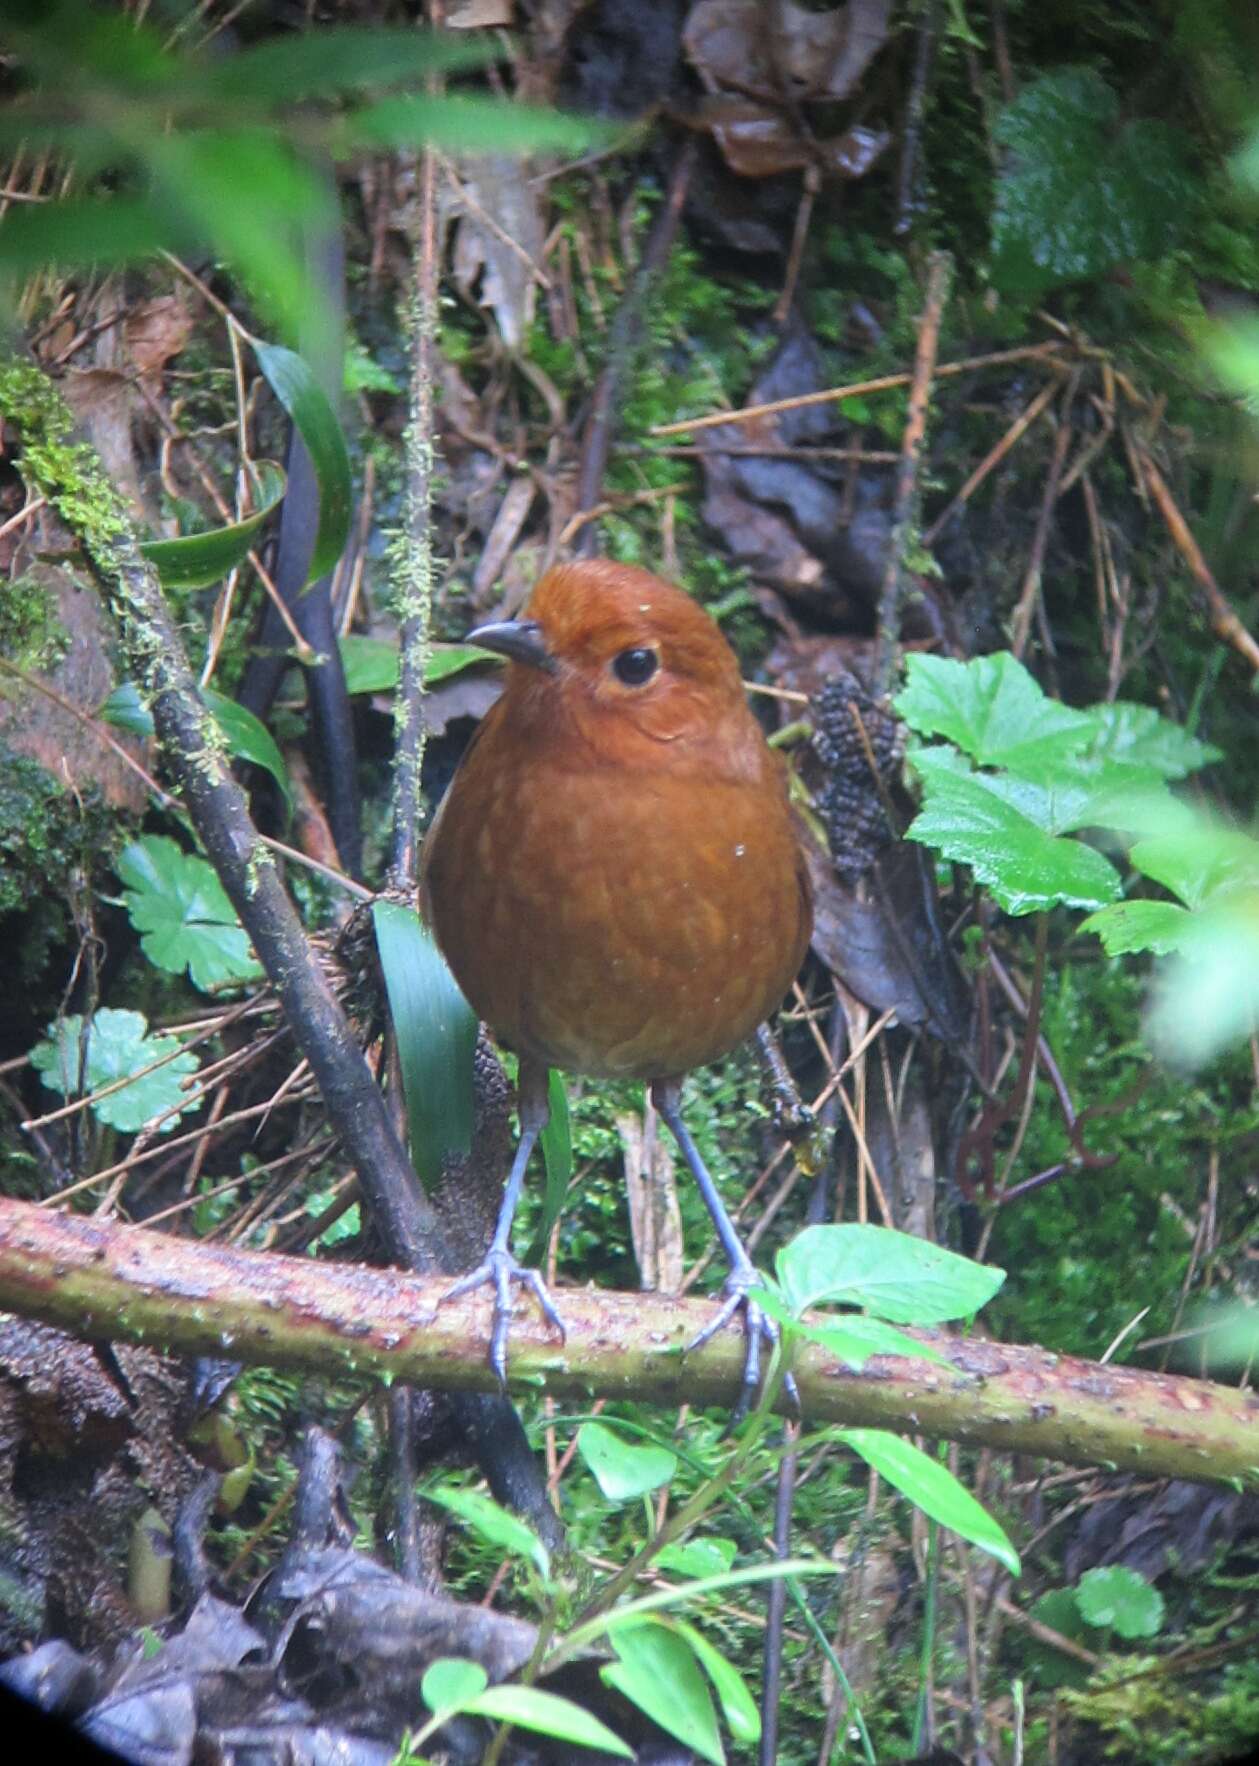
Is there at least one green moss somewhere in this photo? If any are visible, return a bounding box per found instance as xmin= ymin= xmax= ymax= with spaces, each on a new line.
xmin=0 ymin=573 xmax=67 ymax=673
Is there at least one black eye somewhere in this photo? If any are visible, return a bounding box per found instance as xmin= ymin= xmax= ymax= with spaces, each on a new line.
xmin=612 ymin=646 xmax=659 ymax=687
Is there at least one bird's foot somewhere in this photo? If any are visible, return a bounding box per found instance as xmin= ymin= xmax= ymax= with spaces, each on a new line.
xmin=443 ymin=1250 xmax=567 ymax=1389
xmin=687 ymin=1264 xmax=801 ymax=1428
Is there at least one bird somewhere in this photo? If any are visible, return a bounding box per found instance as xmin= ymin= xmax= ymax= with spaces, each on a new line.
xmin=420 ymin=558 xmax=812 ymax=1415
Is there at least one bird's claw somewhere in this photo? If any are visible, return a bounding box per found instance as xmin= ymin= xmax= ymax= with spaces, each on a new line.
xmin=687 ymin=1267 xmax=801 ymax=1428
xmin=443 ymin=1249 xmax=567 ymax=1388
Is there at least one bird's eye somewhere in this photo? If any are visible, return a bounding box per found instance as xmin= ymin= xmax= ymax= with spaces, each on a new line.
xmin=611 ymin=646 xmax=659 ymax=687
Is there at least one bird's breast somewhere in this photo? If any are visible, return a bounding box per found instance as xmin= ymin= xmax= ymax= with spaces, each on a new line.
xmin=423 ymin=736 xmax=810 ymax=1082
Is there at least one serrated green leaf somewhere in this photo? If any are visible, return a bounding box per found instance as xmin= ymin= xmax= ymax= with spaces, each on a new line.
xmin=600 ymin=1622 xmax=724 ymax=1766
xmin=203 ymin=688 xmax=292 ymax=815
xmin=1129 ymin=828 xmax=1259 ymax=910
xmin=577 ymin=1421 xmax=677 ymax=1503
xmin=465 ymin=1685 xmax=633 ymax=1757
xmin=839 ymin=1430 xmax=1021 ymax=1575
xmin=252 ymin=339 xmax=352 ymax=584
xmin=894 ymin=652 xmax=1096 ymax=771
xmin=30 ymin=1008 xmax=201 ymax=1134
xmin=373 ymin=900 xmax=475 ymax=1188
xmin=426 ymin=1485 xmax=549 ymax=1579
xmin=1076 ymin=1565 xmax=1164 ymax=1639
xmin=421 ymin=1656 xmax=487 ymax=1713
xmin=991 ymin=67 xmax=1195 ymax=294
xmin=117 ymin=835 xmax=262 ymax=991
xmin=774 ymin=1225 xmax=1004 ymax=1325
xmin=905 ymin=757 xmax=1123 ymax=914
xmin=141 ymin=461 xmax=285 ymax=589
xmin=1087 ymin=702 xmax=1221 ymax=781
xmin=1080 ymin=900 xmax=1194 ymax=956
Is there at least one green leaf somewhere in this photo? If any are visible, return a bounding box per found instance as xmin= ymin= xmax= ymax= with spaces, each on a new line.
xmin=338 ymin=93 xmax=611 ymax=158
xmin=373 ymin=900 xmax=475 ymax=1188
xmin=425 ymin=1485 xmax=550 ymax=1579
xmin=654 ymin=1537 xmax=738 ymax=1579
xmin=0 ymin=195 xmax=186 ymax=275
xmin=465 ymin=1685 xmax=633 ymax=1757
xmin=1075 ymin=1565 xmax=1164 ymax=1640
xmin=100 ymin=681 xmax=155 ymax=739
xmin=1203 ymin=314 xmax=1259 ymax=415
xmin=991 ymin=67 xmax=1195 ymax=294
xmin=1128 ymin=828 xmax=1259 ymax=911
xmin=141 ymin=461 xmax=285 ymax=589
xmin=338 ymin=636 xmax=400 ymax=695
xmin=672 ymin=1623 xmax=760 ymax=1746
xmin=894 ymin=652 xmax=1096 ymax=772
xmin=794 ymin=1310 xmax=951 ymax=1371
xmin=577 ymin=1421 xmax=677 ymax=1502
xmin=251 ymin=339 xmax=352 ymax=584
xmin=203 ymin=689 xmax=292 ymax=815
xmin=775 ymin=1225 xmax=1005 ymax=1325
xmin=905 ymin=754 xmax=1123 ymax=914
xmin=197 ymin=28 xmax=497 ymax=103
xmin=1087 ymin=702 xmax=1221 ymax=781
xmin=1023 ymin=1589 xmax=1092 ymax=1690
xmin=117 ymin=835 xmax=263 ymax=991
xmin=600 ymin=1621 xmax=724 ymax=1766
xmin=839 ymin=1430 xmax=1021 ymax=1576
xmin=1145 ymin=896 xmax=1259 ymax=1070
xmin=30 ymin=1008 xmax=201 ymax=1134
xmin=1079 ymin=900 xmax=1195 ymax=956
xmin=523 ymin=1069 xmax=571 ymax=1266
xmin=421 ymin=1656 xmax=487 ymax=1713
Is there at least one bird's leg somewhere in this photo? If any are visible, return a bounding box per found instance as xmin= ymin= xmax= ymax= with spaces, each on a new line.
xmin=651 ymin=1077 xmax=799 ymax=1425
xmin=443 ymin=1059 xmax=567 ymax=1386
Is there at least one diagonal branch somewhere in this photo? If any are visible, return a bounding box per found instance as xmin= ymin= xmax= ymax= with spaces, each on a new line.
xmin=1 ymin=1197 xmax=1254 ymax=1491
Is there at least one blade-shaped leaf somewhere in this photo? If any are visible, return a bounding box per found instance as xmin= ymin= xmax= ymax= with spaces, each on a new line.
xmin=672 ymin=1623 xmax=760 ymax=1746
xmin=196 ymin=28 xmax=497 ymax=103
xmin=600 ymin=1621 xmax=724 ymax=1766
xmin=141 ymin=461 xmax=285 ymax=590
xmin=373 ymin=899 xmax=475 ymax=1188
xmin=340 ymin=93 xmax=612 ymax=158
xmin=839 ymin=1429 xmax=1021 ymax=1575
xmin=425 ymin=1485 xmax=549 ymax=1579
xmin=774 ymin=1225 xmax=1004 ymax=1325
xmin=465 ymin=1685 xmax=633 ymax=1757
xmin=252 ymin=338 xmax=352 ymax=584
xmin=523 ymin=1069 xmax=571 ymax=1266
xmin=203 ymin=688 xmax=292 ymax=815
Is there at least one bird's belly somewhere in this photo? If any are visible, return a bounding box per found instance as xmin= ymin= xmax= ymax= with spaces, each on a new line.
xmin=428 ymin=768 xmax=807 ymax=1081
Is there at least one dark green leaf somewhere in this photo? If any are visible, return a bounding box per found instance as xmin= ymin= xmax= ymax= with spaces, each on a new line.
xmin=117 ymin=835 xmax=262 ymax=991
xmin=421 ymin=1657 xmax=487 ymax=1712
xmin=100 ymin=681 xmax=155 ymax=739
xmin=774 ymin=1225 xmax=1004 ymax=1325
xmin=0 ymin=195 xmax=184 ymax=274
xmin=465 ymin=1686 xmax=633 ymax=1757
xmin=203 ymin=689 xmax=292 ymax=815
xmin=894 ymin=652 xmax=1096 ymax=772
xmin=577 ymin=1421 xmax=677 ymax=1503
xmin=1076 ymin=1565 xmax=1164 ymax=1639
xmin=1023 ymin=1590 xmax=1092 ymax=1690
xmin=252 ymin=340 xmax=353 ymax=584
xmin=991 ymin=68 xmax=1196 ymax=294
xmin=523 ymin=1069 xmax=571 ymax=1266
xmin=373 ymin=900 xmax=475 ymax=1188
xmin=600 ymin=1622 xmax=724 ymax=1766
xmin=425 ymin=1485 xmax=550 ymax=1579
xmin=30 ymin=1008 xmax=201 ymax=1134
xmin=141 ymin=460 xmax=285 ymax=589
xmin=839 ymin=1430 xmax=1021 ymax=1575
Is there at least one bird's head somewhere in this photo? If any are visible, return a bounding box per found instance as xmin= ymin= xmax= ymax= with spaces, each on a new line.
xmin=466 ymin=560 xmax=756 ymax=766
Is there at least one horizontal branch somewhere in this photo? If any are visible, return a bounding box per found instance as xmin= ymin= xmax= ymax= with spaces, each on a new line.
xmin=2 ymin=1198 xmax=1255 ymax=1489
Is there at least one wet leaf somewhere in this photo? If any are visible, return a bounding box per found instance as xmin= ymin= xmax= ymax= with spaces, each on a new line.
xmin=117 ymin=835 xmax=263 ymax=991
xmin=30 ymin=1008 xmax=201 ymax=1134
xmin=577 ymin=1421 xmax=677 ymax=1502
xmin=839 ymin=1430 xmax=1021 ymax=1575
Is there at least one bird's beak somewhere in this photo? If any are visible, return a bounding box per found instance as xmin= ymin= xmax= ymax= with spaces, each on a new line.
xmin=467 ymin=618 xmax=557 ymax=674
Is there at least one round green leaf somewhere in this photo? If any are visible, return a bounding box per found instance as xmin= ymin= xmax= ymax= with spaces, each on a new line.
xmin=30 ymin=1008 xmax=201 ymax=1134
xmin=421 ymin=1656 xmax=487 ymax=1713
xmin=577 ymin=1421 xmax=677 ymax=1503
xmin=1076 ymin=1565 xmax=1165 ymax=1639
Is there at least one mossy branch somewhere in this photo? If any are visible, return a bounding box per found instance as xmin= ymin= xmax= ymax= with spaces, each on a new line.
xmin=1 ymin=1196 xmax=1255 ymax=1490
